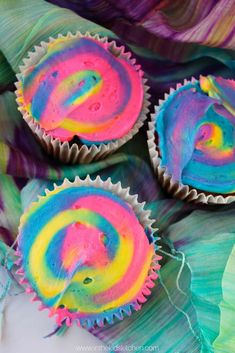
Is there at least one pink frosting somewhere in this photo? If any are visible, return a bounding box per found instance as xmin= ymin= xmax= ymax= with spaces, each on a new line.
xmin=21 ymin=37 xmax=144 ymax=144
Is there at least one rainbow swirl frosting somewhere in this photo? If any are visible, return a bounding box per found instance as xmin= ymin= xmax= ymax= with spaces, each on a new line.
xmin=155 ymin=76 xmax=235 ymax=194
xmin=17 ymin=182 xmax=159 ymax=327
xmin=19 ymin=36 xmax=144 ymax=145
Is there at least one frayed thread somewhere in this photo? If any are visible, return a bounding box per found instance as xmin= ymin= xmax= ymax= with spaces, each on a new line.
xmin=159 ymin=248 xmax=187 ymax=296
xmin=44 ymin=319 xmax=68 ymax=338
xmin=157 ymin=247 xmax=202 ymax=347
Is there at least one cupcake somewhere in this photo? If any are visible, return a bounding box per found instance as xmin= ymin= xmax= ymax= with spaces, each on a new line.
xmin=15 ymin=32 xmax=150 ymax=164
xmin=147 ymin=75 xmax=235 ymax=204
xmin=15 ymin=176 xmax=161 ymax=328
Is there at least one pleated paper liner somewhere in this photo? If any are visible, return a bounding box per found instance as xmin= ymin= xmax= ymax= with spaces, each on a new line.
xmin=15 ymin=175 xmax=162 ymax=328
xmin=147 ymin=77 xmax=235 ymax=204
xmin=15 ymin=31 xmax=150 ymax=164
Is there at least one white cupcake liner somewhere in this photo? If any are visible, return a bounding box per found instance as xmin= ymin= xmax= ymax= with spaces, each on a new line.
xmin=147 ymin=77 xmax=235 ymax=205
xmin=15 ymin=175 xmax=162 ymax=328
xmin=15 ymin=31 xmax=150 ymax=164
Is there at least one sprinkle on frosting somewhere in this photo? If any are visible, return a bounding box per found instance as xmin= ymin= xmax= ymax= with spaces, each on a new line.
xmin=155 ymin=75 xmax=235 ymax=194
xmin=17 ymin=185 xmax=158 ymax=327
xmin=20 ymin=37 xmax=144 ymax=145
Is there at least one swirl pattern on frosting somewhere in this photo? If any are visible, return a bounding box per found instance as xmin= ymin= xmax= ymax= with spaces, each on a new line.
xmin=155 ymin=76 xmax=235 ymax=194
xmin=20 ymin=37 xmax=144 ymax=144
xmin=18 ymin=185 xmax=157 ymax=326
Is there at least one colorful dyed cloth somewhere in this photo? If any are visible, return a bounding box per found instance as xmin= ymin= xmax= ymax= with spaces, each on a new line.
xmin=0 ymin=0 xmax=235 ymax=352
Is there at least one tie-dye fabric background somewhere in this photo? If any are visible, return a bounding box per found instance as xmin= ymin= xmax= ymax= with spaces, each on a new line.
xmin=1 ymin=1 xmax=235 ymax=352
